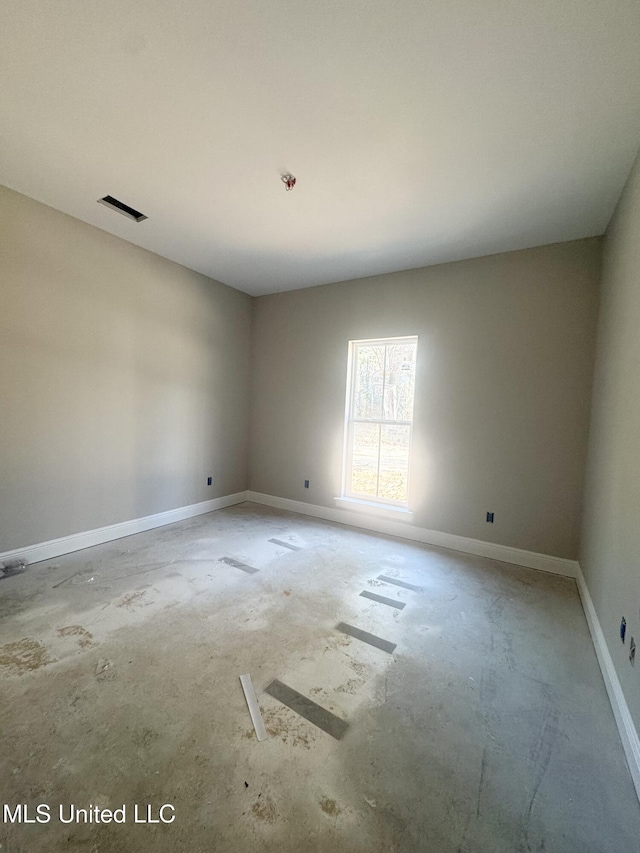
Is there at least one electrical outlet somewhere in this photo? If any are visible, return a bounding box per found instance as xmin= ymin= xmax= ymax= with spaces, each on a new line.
xmin=207 ymin=477 xmax=212 ymax=486
xmin=486 ymin=512 xmax=494 ymax=523
xmin=304 ymin=480 xmax=310 ymax=489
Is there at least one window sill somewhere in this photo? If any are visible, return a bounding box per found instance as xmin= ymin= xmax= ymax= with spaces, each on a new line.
xmin=334 ymin=497 xmax=414 ymax=523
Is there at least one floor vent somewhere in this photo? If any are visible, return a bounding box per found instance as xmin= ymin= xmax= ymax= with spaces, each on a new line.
xmin=97 ymin=195 xmax=148 ymax=222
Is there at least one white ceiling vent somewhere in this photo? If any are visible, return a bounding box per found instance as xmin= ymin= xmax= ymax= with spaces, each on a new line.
xmin=97 ymin=195 xmax=148 ymax=222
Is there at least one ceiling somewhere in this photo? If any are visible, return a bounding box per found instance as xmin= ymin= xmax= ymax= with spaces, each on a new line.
xmin=1 ymin=1 xmax=640 ymax=296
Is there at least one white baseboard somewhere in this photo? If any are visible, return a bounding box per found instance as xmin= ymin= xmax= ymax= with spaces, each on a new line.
xmin=0 ymin=491 xmax=249 ymax=566
xmin=246 ymin=491 xmax=578 ymax=578
xmin=574 ymin=563 xmax=640 ymax=800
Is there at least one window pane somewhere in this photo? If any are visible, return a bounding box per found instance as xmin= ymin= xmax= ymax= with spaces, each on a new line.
xmin=350 ymin=422 xmax=380 ymax=497
xmin=344 ymin=337 xmax=417 ymax=506
xmin=383 ymin=343 xmax=416 ymax=421
xmin=378 ymin=424 xmax=410 ymax=502
xmin=353 ymin=345 xmax=385 ymax=419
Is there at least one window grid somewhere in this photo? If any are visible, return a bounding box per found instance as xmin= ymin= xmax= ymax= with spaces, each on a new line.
xmin=342 ymin=336 xmax=417 ymax=508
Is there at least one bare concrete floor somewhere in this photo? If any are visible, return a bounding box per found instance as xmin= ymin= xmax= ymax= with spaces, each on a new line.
xmin=1 ymin=502 xmax=639 ymax=852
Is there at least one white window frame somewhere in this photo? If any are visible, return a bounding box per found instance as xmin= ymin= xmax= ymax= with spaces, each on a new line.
xmin=339 ymin=336 xmax=417 ymax=517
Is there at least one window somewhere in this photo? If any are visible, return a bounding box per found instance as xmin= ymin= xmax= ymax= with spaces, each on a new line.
xmin=341 ymin=336 xmax=417 ymax=509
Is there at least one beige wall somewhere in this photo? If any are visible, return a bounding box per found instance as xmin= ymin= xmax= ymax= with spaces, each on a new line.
xmin=581 ymin=149 xmax=640 ymax=730
xmin=0 ymin=183 xmax=605 ymax=568
xmin=250 ymin=239 xmax=602 ymax=560
xmin=0 ymin=186 xmax=252 ymax=552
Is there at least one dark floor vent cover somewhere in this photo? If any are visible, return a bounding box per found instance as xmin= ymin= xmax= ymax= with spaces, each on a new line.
xmin=97 ymin=195 xmax=148 ymax=222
